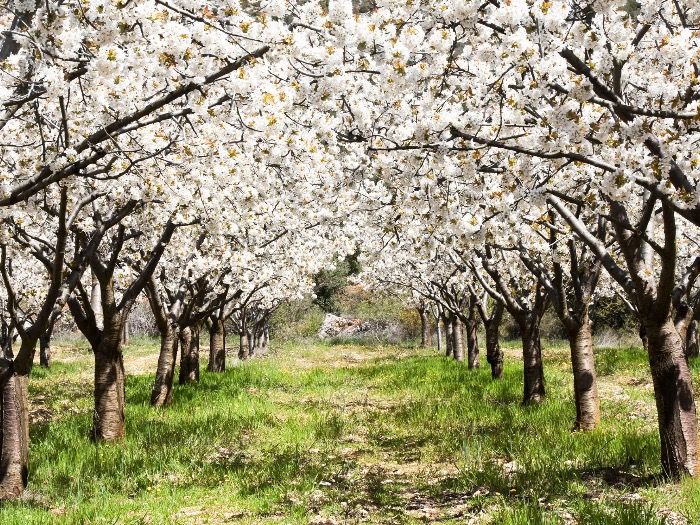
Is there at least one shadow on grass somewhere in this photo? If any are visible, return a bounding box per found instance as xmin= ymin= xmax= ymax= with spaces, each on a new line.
xmin=14 ymin=343 xmax=668 ymax=524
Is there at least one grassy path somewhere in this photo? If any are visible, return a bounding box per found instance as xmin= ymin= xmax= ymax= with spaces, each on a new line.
xmin=0 ymin=339 xmax=698 ymax=524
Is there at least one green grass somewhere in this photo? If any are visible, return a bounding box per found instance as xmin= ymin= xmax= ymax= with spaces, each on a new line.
xmin=0 ymin=339 xmax=695 ymax=523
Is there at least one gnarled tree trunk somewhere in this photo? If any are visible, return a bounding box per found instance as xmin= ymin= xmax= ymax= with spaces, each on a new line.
xmin=93 ymin=330 xmax=126 ymax=441
xmin=567 ymin=316 xmax=600 ymax=431
xmin=208 ymin=318 xmax=226 ymax=372
xmin=519 ymin=318 xmax=545 ymax=405
xmin=150 ymin=325 xmax=179 ymax=407
xmin=646 ymin=318 xmax=699 ymax=478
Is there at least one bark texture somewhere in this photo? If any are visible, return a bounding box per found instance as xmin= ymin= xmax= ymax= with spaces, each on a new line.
xmin=646 ymin=319 xmax=699 ymax=478
xmin=568 ymin=319 xmax=600 ymax=431
xmin=178 ymin=326 xmax=200 ymax=385
xmin=466 ymin=303 xmax=480 ymax=369
xmin=150 ymin=326 xmax=179 ymax=407
xmin=484 ymin=303 xmax=504 ymax=379
xmin=686 ymin=321 xmax=699 ymax=358
xmin=443 ymin=316 xmax=453 ymax=358
xmin=239 ymin=331 xmax=249 ymax=360
xmin=93 ymin=331 xmax=126 ymax=441
xmin=419 ymin=308 xmax=432 ymax=348
xmin=0 ymin=373 xmax=28 ymax=499
xmin=39 ymin=332 xmax=51 ymax=369
xmin=208 ymin=319 xmax=226 ymax=372
xmin=452 ymin=317 xmax=465 ymax=362
xmin=520 ymin=320 xmax=545 ymax=405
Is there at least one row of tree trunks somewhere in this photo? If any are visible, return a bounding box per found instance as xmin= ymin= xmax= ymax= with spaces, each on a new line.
xmin=248 ymin=323 xmax=269 ymax=357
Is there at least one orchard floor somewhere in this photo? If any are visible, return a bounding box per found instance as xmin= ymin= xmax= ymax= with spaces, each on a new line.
xmin=1 ymin=338 xmax=699 ymax=524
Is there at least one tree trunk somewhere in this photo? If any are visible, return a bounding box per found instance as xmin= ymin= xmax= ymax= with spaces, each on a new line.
xmin=150 ymin=325 xmax=179 ymax=407
xmin=567 ymin=317 xmax=600 ymax=431
xmin=121 ymin=319 xmax=130 ymax=346
xmin=262 ymin=324 xmax=270 ymax=353
xmin=520 ymin=318 xmax=545 ymax=405
xmin=453 ymin=317 xmax=465 ymax=362
xmin=686 ymin=320 xmax=699 ymax=359
xmin=178 ymin=327 xmax=199 ymax=385
xmin=93 ymin=334 xmax=126 ymax=441
xmin=192 ymin=326 xmax=200 ymax=380
xmin=436 ymin=316 xmax=443 ymax=354
xmin=39 ymin=332 xmax=51 ymax=369
xmin=248 ymin=328 xmax=256 ymax=357
xmin=485 ymin=311 xmax=504 ymax=379
xmin=645 ymin=318 xmax=699 ymax=478
xmin=91 ymin=270 xmax=103 ymax=331
xmin=0 ymin=373 xmax=29 ymax=499
xmin=208 ymin=318 xmax=226 ymax=372
xmin=444 ymin=316 xmax=453 ymax=358
xmin=239 ymin=331 xmax=249 ymax=360
xmin=419 ymin=308 xmax=432 ymax=347
xmin=466 ymin=311 xmax=480 ymax=369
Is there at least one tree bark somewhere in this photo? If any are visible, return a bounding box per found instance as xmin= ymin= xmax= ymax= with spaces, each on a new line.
xmin=261 ymin=324 xmax=270 ymax=353
xmin=444 ymin=315 xmax=453 ymax=358
xmin=645 ymin=318 xmax=699 ymax=478
xmin=208 ymin=318 xmax=225 ymax=372
xmin=466 ymin=304 xmax=480 ymax=369
xmin=520 ymin=318 xmax=545 ymax=405
xmin=0 ymin=373 xmax=29 ymax=499
xmin=436 ymin=315 xmax=443 ymax=354
xmin=567 ymin=317 xmax=600 ymax=431
xmin=419 ymin=308 xmax=432 ymax=347
xmin=91 ymin=270 xmax=103 ymax=331
xmin=453 ymin=317 xmax=465 ymax=362
xmin=150 ymin=325 xmax=179 ymax=407
xmin=248 ymin=328 xmax=256 ymax=357
xmin=239 ymin=331 xmax=249 ymax=360
xmin=686 ymin=320 xmax=699 ymax=358
xmin=121 ymin=318 xmax=130 ymax=346
xmin=179 ymin=326 xmax=199 ymax=385
xmin=39 ymin=332 xmax=51 ymax=369
xmin=93 ymin=332 xmax=126 ymax=441
xmin=484 ymin=304 xmax=504 ymax=379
